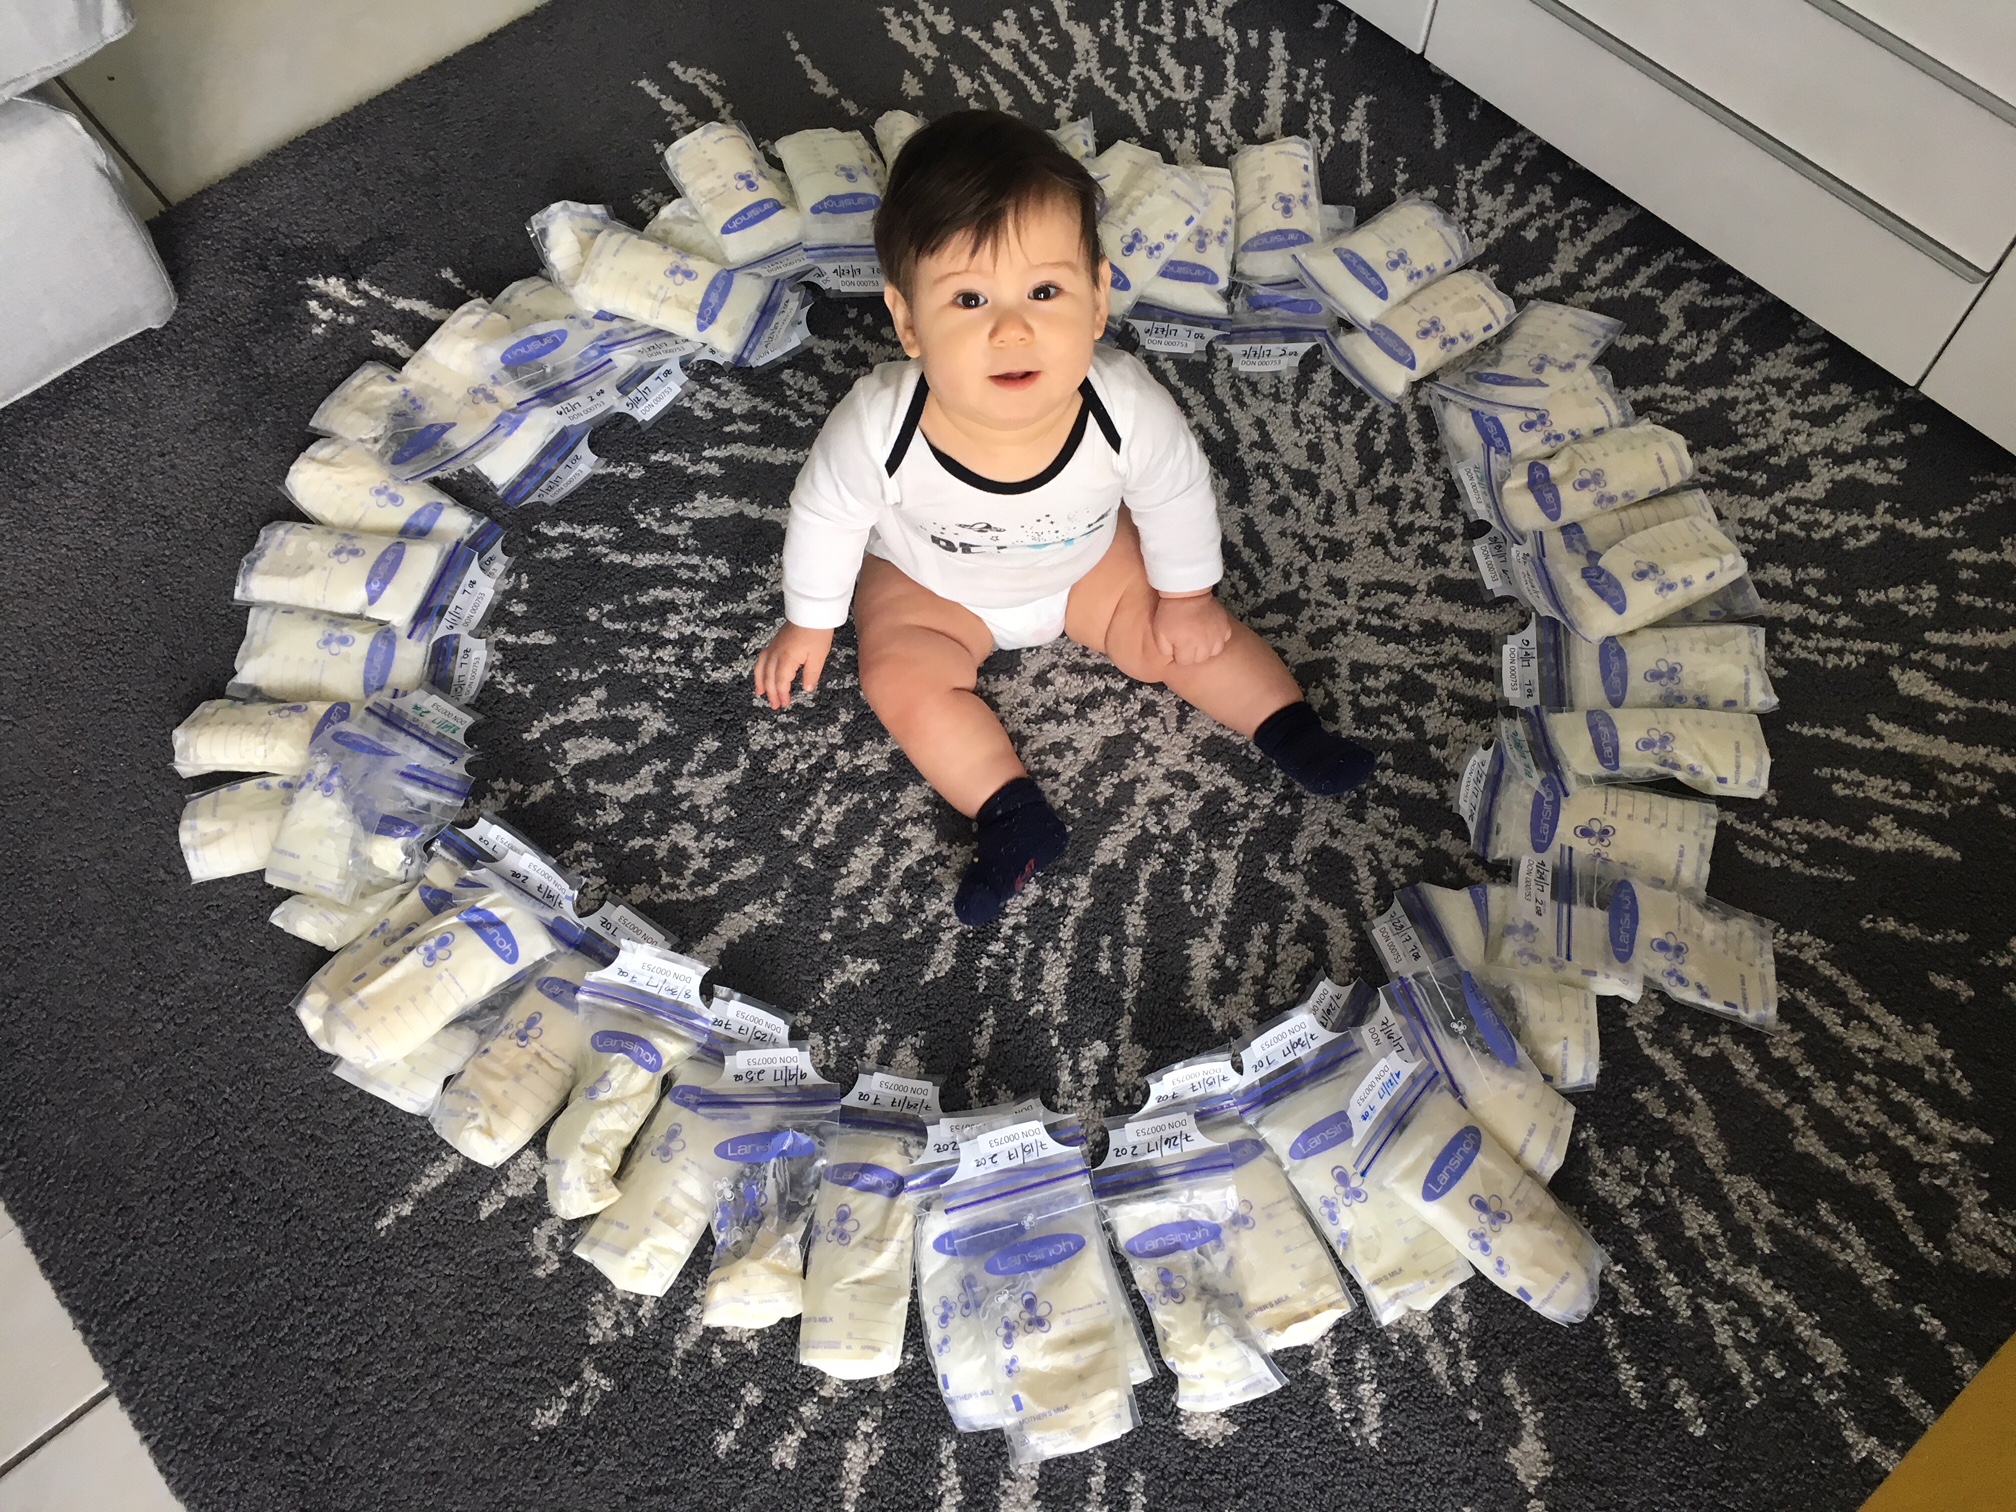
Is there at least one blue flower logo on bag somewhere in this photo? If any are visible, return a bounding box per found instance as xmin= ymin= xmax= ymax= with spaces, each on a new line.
xmin=695 ymin=270 xmax=735 ymax=331
xmin=1608 ymin=882 xmax=1640 ymax=963
xmin=720 ymin=198 xmax=784 ymax=235
xmin=1635 ymin=727 xmax=1676 ymax=757
xmin=1585 ymin=709 xmax=1622 ymax=771
xmin=662 ymin=258 xmax=698 ymax=285
xmin=823 ymin=1204 xmax=861 ymax=1247
xmin=651 ymin=1122 xmax=686 ymax=1162
xmin=1152 ymin=1268 xmax=1189 ymax=1307
xmin=456 ymin=906 xmax=520 ymax=963
xmin=985 ymin=1230 xmax=1086 ymax=1276
xmin=1579 ymin=563 xmax=1629 ymax=615
xmin=1643 ymin=659 xmax=1687 ymax=705
xmin=362 ymin=628 xmax=397 ymax=696
xmin=1331 ymin=1168 xmax=1369 ymax=1208
xmin=418 ymin=932 xmax=455 ymax=968
xmin=510 ymin=1012 xmax=544 ymax=1048
xmin=1650 ymin=932 xmax=1691 ymax=990
xmin=1528 ymin=461 xmax=1563 ymax=520
xmin=588 ymin=1029 xmax=661 ymax=1071
xmin=362 ymin=543 xmax=406 ymax=606
xmin=733 ymin=169 xmax=759 ymax=191
xmin=825 ymin=1162 xmax=904 ymax=1199
xmin=933 ymin=1295 xmax=956 ymax=1330
xmin=316 ymin=629 xmax=356 ymax=656
xmin=328 ymin=540 xmax=366 ymax=563
xmin=500 ymin=328 xmax=570 ymax=367
xmin=1528 ymin=776 xmax=1563 ymax=850
xmin=1574 ymin=817 xmax=1617 ymax=850
xmin=1123 ymin=1220 xmax=1224 ymax=1259
xmin=1018 ymin=1291 xmax=1054 ymax=1334
xmin=1228 ymin=1199 xmax=1257 ymax=1231
xmin=1421 ymin=1125 xmax=1483 ymax=1202
xmin=370 ymin=481 xmax=404 ymax=509
xmin=398 ymin=502 xmax=444 ymax=538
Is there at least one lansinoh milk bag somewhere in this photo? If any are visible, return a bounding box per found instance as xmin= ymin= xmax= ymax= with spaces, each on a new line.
xmin=1093 ymin=1112 xmax=1286 ymax=1413
xmin=1328 ymin=269 xmax=1517 ymax=403
xmin=1523 ymin=705 xmax=1771 ymax=799
xmin=1505 ymin=616 xmax=1777 ymax=714
xmin=1229 ymin=136 xmax=1323 ymax=283
xmin=799 ymin=1069 xmax=940 ymax=1380
xmin=1493 ymin=423 xmax=1694 ymax=537
xmin=1292 ymin=195 xmax=1471 ymax=327
xmin=661 ymin=121 xmax=805 ymax=268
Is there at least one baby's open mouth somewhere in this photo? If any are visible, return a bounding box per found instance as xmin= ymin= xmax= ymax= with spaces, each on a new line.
xmin=988 ymin=370 xmax=1040 ymax=389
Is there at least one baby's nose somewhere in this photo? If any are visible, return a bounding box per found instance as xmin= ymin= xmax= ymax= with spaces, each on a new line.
xmin=991 ymin=313 xmax=1035 ymax=345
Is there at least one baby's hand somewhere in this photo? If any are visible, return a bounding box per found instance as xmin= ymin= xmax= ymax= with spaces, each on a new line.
xmin=754 ymin=622 xmax=834 ymax=709
xmin=1152 ymin=590 xmax=1234 ymax=666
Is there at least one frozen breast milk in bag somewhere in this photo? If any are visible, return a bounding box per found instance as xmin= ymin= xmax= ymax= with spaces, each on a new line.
xmin=1461 ymin=734 xmax=1719 ymax=896
xmin=1605 ymin=879 xmax=1779 ymax=1030
xmin=694 ymin=1047 xmax=843 ymax=1329
xmin=1354 ymin=1074 xmax=1603 ymax=1324
xmin=1291 ymin=195 xmax=1471 ymax=326
xmin=1136 ymin=1052 xmax=1352 ymax=1349
xmin=662 ymin=121 xmax=804 ymax=267
xmin=929 ymin=1122 xmax=1144 ymax=1467
xmin=1328 ymin=269 xmax=1517 ymax=402
xmin=1229 ymin=136 xmax=1322 ymax=283
xmin=1505 ymin=615 xmax=1777 ymax=714
xmin=1481 ymin=861 xmax=1643 ymax=1003
xmin=432 ymin=951 xmax=599 ymax=1165
xmin=1093 ymin=1112 xmax=1285 ymax=1413
xmin=1099 ymin=160 xmax=1207 ymax=319
xmin=284 ymin=439 xmax=500 ymax=554
xmin=173 ymin=699 xmax=344 ymax=778
xmin=1495 ymin=423 xmax=1694 ymax=537
xmin=800 ymin=1070 xmax=940 ymax=1379
xmin=1451 ymin=369 xmax=1633 ymax=467
xmin=270 ymin=882 xmax=405 ymax=949
xmin=528 ymin=201 xmax=615 ymax=289
xmin=641 ymin=197 xmax=732 ymax=263
xmin=1376 ymin=966 xmax=1576 ymax=1181
xmin=309 ymin=361 xmax=509 ymax=482
xmin=573 ymin=228 xmax=796 ymax=364
xmin=1443 ymin=300 xmax=1623 ymax=389
xmin=296 ymin=880 xmax=561 ymax=1066
xmin=1525 ymin=705 xmax=1771 ymax=799
xmin=230 ymin=607 xmax=437 ymax=703
xmin=333 ymin=1014 xmax=490 ymax=1116
xmin=774 ymin=128 xmax=884 ymax=256
xmin=179 ymin=776 xmax=297 ymax=882
xmin=1140 ymin=164 xmax=1236 ymax=320
xmin=545 ymin=942 xmax=769 ymax=1219
xmin=1374 ymin=886 xmax=1600 ymax=1093
xmin=874 ymin=110 xmax=925 ymax=167
xmin=1236 ymin=987 xmax=1469 ymax=1324
xmin=1050 ymin=118 xmax=1096 ymax=160
xmin=1519 ymin=513 xmax=1754 ymax=642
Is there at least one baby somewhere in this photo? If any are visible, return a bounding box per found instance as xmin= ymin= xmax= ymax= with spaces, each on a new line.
xmin=755 ymin=112 xmax=1377 ymax=926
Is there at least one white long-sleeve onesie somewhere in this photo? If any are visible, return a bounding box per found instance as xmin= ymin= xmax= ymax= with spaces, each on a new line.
xmin=781 ymin=346 xmax=1224 ymax=637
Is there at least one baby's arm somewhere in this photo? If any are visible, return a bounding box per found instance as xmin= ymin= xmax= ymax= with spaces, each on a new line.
xmin=1116 ymin=361 xmax=1231 ymax=662
xmin=755 ymin=387 xmax=883 ymax=709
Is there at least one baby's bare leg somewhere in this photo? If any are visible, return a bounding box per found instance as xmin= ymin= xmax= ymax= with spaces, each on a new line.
xmin=1065 ymin=512 xmax=1301 ymax=736
xmin=855 ymin=556 xmax=1024 ymax=817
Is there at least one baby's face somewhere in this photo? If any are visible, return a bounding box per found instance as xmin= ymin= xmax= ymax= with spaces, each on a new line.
xmin=885 ymin=196 xmax=1109 ymax=432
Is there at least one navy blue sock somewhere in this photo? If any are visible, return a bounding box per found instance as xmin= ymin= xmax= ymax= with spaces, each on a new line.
xmin=1253 ymin=701 xmax=1378 ymax=796
xmin=954 ymin=777 xmax=1068 ymax=927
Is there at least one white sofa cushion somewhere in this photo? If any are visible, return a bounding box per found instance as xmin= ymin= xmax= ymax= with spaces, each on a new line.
xmin=0 ymin=0 xmax=133 ymax=102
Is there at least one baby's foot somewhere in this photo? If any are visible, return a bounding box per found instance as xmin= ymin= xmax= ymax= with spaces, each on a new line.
xmin=1252 ymin=701 xmax=1378 ymax=796
xmin=954 ymin=777 xmax=1068 ymax=927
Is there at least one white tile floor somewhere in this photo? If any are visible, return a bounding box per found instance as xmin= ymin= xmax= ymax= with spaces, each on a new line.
xmin=0 ymin=1207 xmax=182 ymax=1511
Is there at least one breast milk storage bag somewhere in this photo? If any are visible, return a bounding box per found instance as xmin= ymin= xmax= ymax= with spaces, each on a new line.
xmin=1229 ymin=136 xmax=1323 ymax=284
xmin=1236 ymin=989 xmax=1472 ymax=1324
xmin=662 ymin=121 xmax=805 ymax=268
xmin=1292 ymin=195 xmax=1471 ymax=327
xmin=1353 ymin=1069 xmax=1604 ymax=1324
xmin=431 ymin=950 xmax=600 ymax=1166
xmin=179 ymin=776 xmax=298 ymax=882
xmin=1329 ymin=269 xmax=1517 ymax=402
xmin=1604 ymin=878 xmax=1780 ymax=1030
xmin=1522 ymin=706 xmax=1771 ymax=799
xmin=1505 ymin=616 xmax=1777 ymax=714
xmin=173 ymin=699 xmax=342 ymax=779
xmin=922 ymin=1121 xmax=1147 ymax=1466
xmin=1135 ymin=1051 xmax=1353 ymax=1349
xmin=799 ymin=1070 xmax=940 ymax=1380
xmin=1093 ymin=1112 xmax=1285 ymax=1413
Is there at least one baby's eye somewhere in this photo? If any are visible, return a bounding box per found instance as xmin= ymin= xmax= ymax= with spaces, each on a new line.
xmin=953 ymin=291 xmax=987 ymax=310
xmin=1030 ymin=283 xmax=1061 ymax=301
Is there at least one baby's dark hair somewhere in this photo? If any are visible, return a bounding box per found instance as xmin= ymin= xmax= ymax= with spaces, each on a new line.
xmin=874 ymin=111 xmax=1101 ymax=301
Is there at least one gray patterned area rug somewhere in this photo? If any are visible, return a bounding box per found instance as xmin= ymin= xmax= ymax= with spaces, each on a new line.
xmin=1 ymin=1 xmax=2012 ymax=1508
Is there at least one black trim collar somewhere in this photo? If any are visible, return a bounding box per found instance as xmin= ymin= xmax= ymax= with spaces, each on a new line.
xmin=886 ymin=375 xmax=1120 ymax=494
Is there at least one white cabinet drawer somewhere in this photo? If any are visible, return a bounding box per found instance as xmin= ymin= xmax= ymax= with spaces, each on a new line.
xmin=1922 ymin=262 xmax=2016 ymax=454
xmin=1556 ymin=0 xmax=2016 ymax=271
xmin=1425 ymin=0 xmax=1983 ymax=383
xmin=1834 ymin=0 xmax=2016 ymax=120
xmin=1340 ymin=0 xmax=1436 ymax=53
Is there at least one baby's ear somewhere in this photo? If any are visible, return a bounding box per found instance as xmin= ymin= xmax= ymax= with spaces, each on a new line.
xmin=883 ymin=284 xmax=922 ymax=357
xmin=1091 ymin=257 xmax=1112 ymax=332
